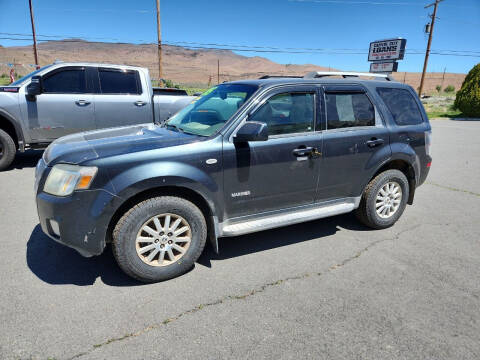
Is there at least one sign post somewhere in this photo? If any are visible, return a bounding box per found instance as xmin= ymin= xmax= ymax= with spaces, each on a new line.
xmin=368 ymin=38 xmax=406 ymax=74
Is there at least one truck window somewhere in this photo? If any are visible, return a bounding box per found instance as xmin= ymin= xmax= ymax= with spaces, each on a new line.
xmin=98 ymin=69 xmax=141 ymax=94
xmin=325 ymin=92 xmax=375 ymax=129
xmin=43 ymin=69 xmax=86 ymax=94
xmin=376 ymin=88 xmax=423 ymax=125
xmin=249 ymin=92 xmax=315 ymax=136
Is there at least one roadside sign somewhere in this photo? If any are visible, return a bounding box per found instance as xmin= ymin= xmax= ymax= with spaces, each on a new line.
xmin=370 ymin=61 xmax=398 ymax=73
xmin=368 ymin=38 xmax=407 ymax=62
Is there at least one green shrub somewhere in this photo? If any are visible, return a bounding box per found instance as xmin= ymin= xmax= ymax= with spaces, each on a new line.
xmin=454 ymin=63 xmax=480 ymax=117
xmin=435 ymin=85 xmax=441 ymax=92
xmin=444 ymin=85 xmax=455 ymax=93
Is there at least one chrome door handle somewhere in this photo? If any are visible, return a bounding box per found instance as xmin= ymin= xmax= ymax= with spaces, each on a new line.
xmin=134 ymin=101 xmax=147 ymax=107
xmin=366 ymin=138 xmax=384 ymax=148
xmin=75 ymin=100 xmax=91 ymax=106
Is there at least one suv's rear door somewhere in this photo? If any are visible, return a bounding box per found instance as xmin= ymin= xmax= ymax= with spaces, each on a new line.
xmin=223 ymin=85 xmax=323 ymax=219
xmin=317 ymin=85 xmax=391 ymax=201
xmin=93 ymin=67 xmax=151 ymax=129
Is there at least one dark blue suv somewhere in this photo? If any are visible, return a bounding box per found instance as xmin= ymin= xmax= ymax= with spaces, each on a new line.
xmin=35 ymin=72 xmax=432 ymax=282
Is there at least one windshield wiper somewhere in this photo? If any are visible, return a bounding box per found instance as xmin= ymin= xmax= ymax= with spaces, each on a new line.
xmin=165 ymin=123 xmax=184 ymax=133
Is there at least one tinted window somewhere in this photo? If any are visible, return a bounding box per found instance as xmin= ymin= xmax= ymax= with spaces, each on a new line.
xmin=325 ymin=93 xmax=375 ymax=129
xmin=249 ymin=93 xmax=315 ymax=135
xmin=99 ymin=69 xmax=140 ymax=94
xmin=377 ymin=88 xmax=423 ymax=125
xmin=43 ymin=69 xmax=86 ymax=93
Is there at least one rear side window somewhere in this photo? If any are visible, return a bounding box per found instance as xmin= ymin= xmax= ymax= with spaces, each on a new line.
xmin=43 ymin=69 xmax=86 ymax=93
xmin=377 ymin=88 xmax=423 ymax=125
xmin=325 ymin=93 xmax=375 ymax=129
xmin=98 ymin=69 xmax=141 ymax=94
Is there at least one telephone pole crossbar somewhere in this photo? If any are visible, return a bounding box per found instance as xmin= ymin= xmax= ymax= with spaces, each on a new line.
xmin=418 ymin=0 xmax=443 ymax=96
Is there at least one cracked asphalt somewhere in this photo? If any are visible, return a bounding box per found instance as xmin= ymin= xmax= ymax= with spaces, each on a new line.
xmin=0 ymin=119 xmax=479 ymax=360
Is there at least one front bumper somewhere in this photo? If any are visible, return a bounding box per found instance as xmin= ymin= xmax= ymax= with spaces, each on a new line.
xmin=36 ymin=189 xmax=119 ymax=257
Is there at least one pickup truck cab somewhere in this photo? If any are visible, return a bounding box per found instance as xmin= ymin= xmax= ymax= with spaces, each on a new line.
xmin=0 ymin=62 xmax=194 ymax=170
xmin=35 ymin=71 xmax=432 ymax=282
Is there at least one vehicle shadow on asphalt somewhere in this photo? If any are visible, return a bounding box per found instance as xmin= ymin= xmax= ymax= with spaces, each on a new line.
xmin=6 ymin=150 xmax=43 ymax=171
xmin=27 ymin=213 xmax=370 ymax=286
xmin=27 ymin=225 xmax=143 ymax=287
xmin=197 ymin=212 xmax=370 ymax=268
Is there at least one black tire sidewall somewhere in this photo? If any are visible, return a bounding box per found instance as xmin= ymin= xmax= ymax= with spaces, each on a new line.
xmin=365 ymin=170 xmax=409 ymax=229
xmin=0 ymin=129 xmax=16 ymax=171
xmin=113 ymin=197 xmax=207 ymax=282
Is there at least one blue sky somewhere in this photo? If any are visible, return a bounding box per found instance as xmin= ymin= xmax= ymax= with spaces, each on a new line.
xmin=1 ymin=0 xmax=479 ymax=73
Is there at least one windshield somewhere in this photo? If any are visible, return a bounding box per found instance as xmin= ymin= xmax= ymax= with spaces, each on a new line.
xmin=10 ymin=65 xmax=53 ymax=86
xmin=166 ymin=83 xmax=258 ymax=136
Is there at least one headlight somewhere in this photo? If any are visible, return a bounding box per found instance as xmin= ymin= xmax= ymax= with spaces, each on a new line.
xmin=43 ymin=164 xmax=98 ymax=196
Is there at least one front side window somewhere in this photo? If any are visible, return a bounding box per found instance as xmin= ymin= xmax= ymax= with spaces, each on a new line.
xmin=167 ymin=84 xmax=258 ymax=136
xmin=249 ymin=92 xmax=315 ymax=136
xmin=377 ymin=88 xmax=423 ymax=126
xmin=326 ymin=92 xmax=375 ymax=129
xmin=43 ymin=69 xmax=86 ymax=93
xmin=98 ymin=69 xmax=140 ymax=94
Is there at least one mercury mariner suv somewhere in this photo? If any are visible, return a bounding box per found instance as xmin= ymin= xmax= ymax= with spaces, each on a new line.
xmin=35 ymin=71 xmax=432 ymax=282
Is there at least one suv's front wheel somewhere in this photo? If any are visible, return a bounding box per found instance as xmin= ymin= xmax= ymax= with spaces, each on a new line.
xmin=355 ymin=169 xmax=409 ymax=229
xmin=112 ymin=196 xmax=207 ymax=282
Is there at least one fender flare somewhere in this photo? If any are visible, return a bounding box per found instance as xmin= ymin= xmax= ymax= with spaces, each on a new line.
xmin=0 ymin=108 xmax=25 ymax=150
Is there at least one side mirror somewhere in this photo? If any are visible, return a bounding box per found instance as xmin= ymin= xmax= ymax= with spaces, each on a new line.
xmin=26 ymin=76 xmax=43 ymax=97
xmin=233 ymin=121 xmax=268 ymax=143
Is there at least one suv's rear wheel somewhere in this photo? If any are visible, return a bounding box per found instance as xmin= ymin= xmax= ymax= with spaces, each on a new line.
xmin=0 ymin=129 xmax=16 ymax=171
xmin=112 ymin=196 xmax=207 ymax=282
xmin=355 ymin=169 xmax=409 ymax=229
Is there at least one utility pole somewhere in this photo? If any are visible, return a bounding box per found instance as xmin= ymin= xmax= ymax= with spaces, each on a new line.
xmin=155 ymin=0 xmax=163 ymax=86
xmin=28 ymin=0 xmax=39 ymax=69
xmin=441 ymin=66 xmax=446 ymax=90
xmin=217 ymin=59 xmax=220 ymax=84
xmin=418 ymin=0 xmax=443 ymax=96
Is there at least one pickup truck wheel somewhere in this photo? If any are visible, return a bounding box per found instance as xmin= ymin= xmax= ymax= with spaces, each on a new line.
xmin=112 ymin=196 xmax=207 ymax=282
xmin=355 ymin=169 xmax=409 ymax=230
xmin=0 ymin=129 xmax=16 ymax=171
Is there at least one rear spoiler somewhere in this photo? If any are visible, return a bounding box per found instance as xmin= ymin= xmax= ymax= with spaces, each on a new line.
xmin=153 ymin=87 xmax=188 ymax=96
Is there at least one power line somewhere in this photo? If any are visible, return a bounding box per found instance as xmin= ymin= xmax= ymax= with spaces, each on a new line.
xmin=1 ymin=33 xmax=479 ymax=55
xmin=288 ymin=0 xmax=421 ymax=5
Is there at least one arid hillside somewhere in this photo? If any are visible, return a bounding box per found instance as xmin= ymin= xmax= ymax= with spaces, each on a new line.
xmin=0 ymin=40 xmax=466 ymax=92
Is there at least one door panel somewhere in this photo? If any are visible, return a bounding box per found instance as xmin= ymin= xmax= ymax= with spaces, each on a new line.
xmin=223 ymin=134 xmax=322 ymax=219
xmin=93 ymin=68 xmax=151 ymax=129
xmin=222 ymin=87 xmax=322 ymax=219
xmin=317 ymin=87 xmax=391 ymax=201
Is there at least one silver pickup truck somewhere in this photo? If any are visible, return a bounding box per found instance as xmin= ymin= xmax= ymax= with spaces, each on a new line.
xmin=0 ymin=62 xmax=195 ymax=170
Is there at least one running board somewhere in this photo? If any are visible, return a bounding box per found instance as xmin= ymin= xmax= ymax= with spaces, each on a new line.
xmin=219 ymin=199 xmax=358 ymax=237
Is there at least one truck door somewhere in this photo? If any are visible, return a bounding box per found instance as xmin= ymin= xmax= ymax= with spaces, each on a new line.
xmin=93 ymin=67 xmax=151 ymax=129
xmin=23 ymin=66 xmax=96 ymax=141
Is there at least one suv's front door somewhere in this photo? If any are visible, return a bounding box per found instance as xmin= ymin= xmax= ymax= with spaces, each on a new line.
xmin=223 ymin=86 xmax=322 ymax=219
xmin=24 ymin=66 xmax=96 ymax=141
xmin=317 ymin=85 xmax=391 ymax=201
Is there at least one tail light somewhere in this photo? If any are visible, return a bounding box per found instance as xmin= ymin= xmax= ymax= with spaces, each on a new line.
xmin=425 ymin=130 xmax=432 ymax=157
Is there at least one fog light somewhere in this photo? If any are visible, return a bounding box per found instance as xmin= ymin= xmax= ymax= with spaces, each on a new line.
xmin=49 ymin=219 xmax=60 ymax=237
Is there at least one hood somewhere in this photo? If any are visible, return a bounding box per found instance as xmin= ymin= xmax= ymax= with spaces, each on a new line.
xmin=43 ymin=124 xmax=203 ymax=165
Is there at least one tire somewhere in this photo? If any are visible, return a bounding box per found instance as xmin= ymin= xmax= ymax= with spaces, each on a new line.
xmin=0 ymin=129 xmax=16 ymax=171
xmin=355 ymin=169 xmax=409 ymax=230
xmin=112 ymin=196 xmax=207 ymax=282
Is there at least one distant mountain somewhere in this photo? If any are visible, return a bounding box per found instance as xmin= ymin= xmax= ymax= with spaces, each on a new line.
xmin=0 ymin=39 xmax=465 ymax=92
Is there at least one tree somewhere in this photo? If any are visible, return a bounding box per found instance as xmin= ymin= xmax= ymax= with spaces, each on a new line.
xmin=454 ymin=63 xmax=480 ymax=117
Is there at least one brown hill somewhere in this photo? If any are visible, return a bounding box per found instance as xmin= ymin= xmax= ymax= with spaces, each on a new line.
xmin=0 ymin=40 xmax=465 ymax=92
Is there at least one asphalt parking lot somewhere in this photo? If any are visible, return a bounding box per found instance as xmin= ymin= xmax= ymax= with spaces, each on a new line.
xmin=0 ymin=119 xmax=479 ymax=360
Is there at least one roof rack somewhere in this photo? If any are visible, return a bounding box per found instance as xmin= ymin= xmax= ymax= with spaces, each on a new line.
xmin=259 ymin=75 xmax=303 ymax=79
xmin=304 ymin=71 xmax=395 ymax=81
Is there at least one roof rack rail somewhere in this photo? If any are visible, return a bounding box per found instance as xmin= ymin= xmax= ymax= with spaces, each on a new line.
xmin=303 ymin=71 xmax=395 ymax=81
xmin=259 ymin=75 xmax=303 ymax=79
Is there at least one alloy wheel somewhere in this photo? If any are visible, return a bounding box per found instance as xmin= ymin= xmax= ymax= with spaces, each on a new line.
xmin=375 ymin=181 xmax=402 ymax=219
